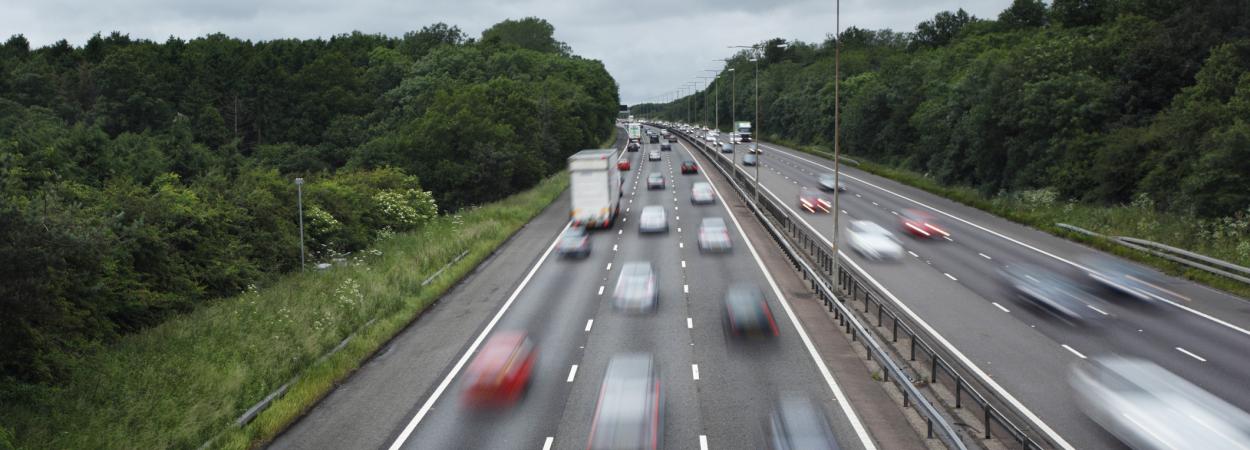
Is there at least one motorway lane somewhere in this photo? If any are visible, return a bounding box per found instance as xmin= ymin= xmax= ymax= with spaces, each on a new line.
xmin=699 ymin=131 xmax=1250 ymax=448
xmin=390 ymin=134 xmax=875 ymax=450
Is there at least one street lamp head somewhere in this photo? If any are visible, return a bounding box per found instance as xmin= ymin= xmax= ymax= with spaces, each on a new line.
xmin=294 ymin=177 xmax=304 ymax=186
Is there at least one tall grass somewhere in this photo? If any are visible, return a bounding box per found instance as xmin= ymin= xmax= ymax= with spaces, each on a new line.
xmin=772 ymin=137 xmax=1250 ymax=298
xmin=0 ymin=173 xmax=569 ymax=450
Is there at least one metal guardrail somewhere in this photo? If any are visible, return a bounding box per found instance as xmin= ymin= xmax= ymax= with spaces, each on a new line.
xmin=657 ymin=125 xmax=983 ymax=450
xmin=1058 ymin=223 xmax=1250 ymax=285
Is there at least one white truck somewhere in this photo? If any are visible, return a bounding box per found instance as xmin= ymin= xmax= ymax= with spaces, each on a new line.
xmin=569 ymin=149 xmax=623 ymax=229
xmin=735 ymin=121 xmax=752 ymax=142
xmin=627 ymin=123 xmax=642 ymax=143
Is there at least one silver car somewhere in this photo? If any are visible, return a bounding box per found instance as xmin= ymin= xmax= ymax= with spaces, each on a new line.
xmin=612 ymin=263 xmax=658 ymax=312
xmin=846 ymin=220 xmax=902 ymax=261
xmin=588 ymin=353 xmax=664 ymax=449
xmin=648 ymin=150 xmax=661 ymax=161
xmin=1070 ymin=356 xmax=1250 ymax=450
xmin=639 ymin=205 xmax=668 ymax=233
xmin=691 ymin=182 xmax=716 ymax=205
xmin=698 ymin=217 xmax=732 ymax=253
xmin=556 ymin=226 xmax=591 ymax=258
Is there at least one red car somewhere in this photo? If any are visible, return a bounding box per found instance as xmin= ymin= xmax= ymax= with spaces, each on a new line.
xmin=680 ymin=160 xmax=698 ymax=174
xmin=798 ymin=188 xmax=831 ymax=213
xmin=899 ymin=208 xmax=949 ymax=239
xmin=618 ymin=159 xmax=631 ymax=171
xmin=462 ymin=331 xmax=536 ymax=407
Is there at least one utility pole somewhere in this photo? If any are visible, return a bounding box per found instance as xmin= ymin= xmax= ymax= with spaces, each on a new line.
xmin=832 ymin=0 xmax=842 ymax=278
xmin=295 ymin=177 xmax=306 ymax=271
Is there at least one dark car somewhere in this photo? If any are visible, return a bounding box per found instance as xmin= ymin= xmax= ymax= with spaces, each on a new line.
xmin=647 ymin=172 xmax=665 ymax=190
xmin=743 ymin=153 xmax=758 ymax=166
xmin=1079 ymin=254 xmax=1168 ymax=303
xmin=649 ymin=134 xmax=660 ymax=143
xmin=462 ymin=332 xmax=537 ymax=408
xmin=998 ymin=263 xmax=1101 ymax=322
xmin=588 ymin=353 xmax=663 ymax=450
xmin=722 ymin=284 xmax=778 ymax=338
xmin=680 ymin=160 xmax=698 ymax=174
xmin=660 ymin=143 xmax=672 ymax=151
xmin=766 ymin=394 xmax=840 ymax=450
xmin=556 ymin=226 xmax=590 ymax=258
xmin=818 ymin=174 xmax=845 ymax=192
xmin=627 ymin=142 xmax=640 ymax=152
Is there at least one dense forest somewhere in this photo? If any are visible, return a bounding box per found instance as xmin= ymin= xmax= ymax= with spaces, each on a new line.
xmin=646 ymin=0 xmax=1250 ymax=218
xmin=0 ymin=18 xmax=618 ymax=384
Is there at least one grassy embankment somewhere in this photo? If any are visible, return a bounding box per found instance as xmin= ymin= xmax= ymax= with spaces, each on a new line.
xmin=767 ymin=136 xmax=1250 ymax=299
xmin=0 ymin=172 xmax=570 ymax=450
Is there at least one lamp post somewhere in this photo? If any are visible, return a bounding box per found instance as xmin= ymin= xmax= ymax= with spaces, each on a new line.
xmin=832 ymin=0 xmax=843 ymax=278
xmin=704 ymin=69 xmax=720 ymax=132
xmin=295 ymin=177 xmax=306 ymax=271
xmin=731 ymin=41 xmax=787 ymax=202
xmin=697 ymin=76 xmax=713 ymax=128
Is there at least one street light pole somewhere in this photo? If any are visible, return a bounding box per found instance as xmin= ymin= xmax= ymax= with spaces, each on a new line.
xmin=295 ymin=177 xmax=306 ymax=271
xmin=704 ymin=69 xmax=720 ymax=132
xmin=832 ymin=0 xmax=842 ymax=278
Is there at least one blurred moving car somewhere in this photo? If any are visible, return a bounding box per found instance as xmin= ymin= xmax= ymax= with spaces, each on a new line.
xmin=668 ymin=135 xmax=678 ymax=143
xmin=627 ymin=142 xmax=640 ymax=152
xmin=846 ymin=220 xmax=902 ymax=261
xmin=1079 ymin=254 xmax=1169 ymax=303
xmin=691 ymin=182 xmax=716 ymax=205
xmin=721 ymin=143 xmax=734 ymax=153
xmin=648 ymin=150 xmax=661 ymax=162
xmin=998 ymin=263 xmax=1099 ymax=322
xmin=798 ymin=187 xmax=831 ymax=213
xmin=818 ymin=174 xmax=845 ymax=192
xmin=618 ymin=159 xmax=631 ymax=171
xmin=680 ymin=160 xmax=699 ymax=174
xmin=660 ymin=143 xmax=672 ymax=151
xmin=766 ymin=394 xmax=840 ymax=450
xmin=698 ymin=217 xmax=732 ymax=253
xmin=722 ymin=284 xmax=778 ymax=338
xmin=557 ymin=226 xmax=591 ymax=258
xmin=646 ymin=172 xmax=665 ymax=190
xmin=588 ymin=353 xmax=664 ymax=450
xmin=748 ymin=144 xmax=763 ymax=154
xmin=1070 ymin=356 xmax=1250 ymax=450
xmin=899 ymin=209 xmax=949 ymax=239
xmin=649 ymin=134 xmax=660 ymax=143
xmin=462 ymin=331 xmax=536 ymax=407
xmin=639 ymin=205 xmax=668 ymax=233
xmin=613 ymin=262 xmax=659 ymax=312
xmin=743 ymin=153 xmax=758 ymax=166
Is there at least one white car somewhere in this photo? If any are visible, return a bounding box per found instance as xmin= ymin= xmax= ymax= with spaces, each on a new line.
xmin=639 ymin=205 xmax=668 ymax=233
xmin=691 ymin=182 xmax=716 ymax=205
xmin=846 ymin=220 xmax=903 ymax=261
xmin=698 ymin=217 xmax=732 ymax=252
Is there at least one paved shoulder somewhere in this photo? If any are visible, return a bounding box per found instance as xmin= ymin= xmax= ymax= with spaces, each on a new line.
xmin=268 ymin=191 xmax=571 ymax=450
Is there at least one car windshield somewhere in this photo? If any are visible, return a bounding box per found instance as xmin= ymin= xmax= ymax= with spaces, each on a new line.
xmin=648 ymin=174 xmax=662 ymax=181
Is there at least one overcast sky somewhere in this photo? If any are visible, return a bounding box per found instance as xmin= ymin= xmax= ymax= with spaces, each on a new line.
xmin=2 ymin=0 xmax=1012 ymax=104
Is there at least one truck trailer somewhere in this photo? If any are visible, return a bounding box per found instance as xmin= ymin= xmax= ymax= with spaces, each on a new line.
xmin=569 ymin=149 xmax=624 ymax=229
xmin=735 ymin=121 xmax=752 ymax=142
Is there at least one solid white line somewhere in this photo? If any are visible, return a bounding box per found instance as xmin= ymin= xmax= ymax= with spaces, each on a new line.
xmin=676 ymin=140 xmax=877 ymax=450
xmin=598 ymin=285 xmax=605 ymax=296
xmin=542 ymin=436 xmax=554 ymax=450
xmin=567 ymin=365 xmax=579 ymax=382
xmin=692 ymin=364 xmax=700 ymax=380
xmin=687 ymin=317 xmax=693 ymax=329
xmin=699 ymin=435 xmax=708 ymax=450
xmin=585 ymin=319 xmax=594 ymax=332
xmin=1061 ymin=344 xmax=1087 ymax=359
xmin=992 ymin=302 xmax=1011 ymax=313
xmin=763 ymin=142 xmax=1250 ymax=340
xmin=907 ymin=251 xmax=919 ymax=258
xmin=1087 ymin=304 xmax=1109 ymax=316
xmin=1176 ymin=347 xmax=1207 ymax=362
xmin=387 ymin=222 xmax=570 ymax=450
xmin=944 ymin=273 xmax=958 ymax=281
xmin=979 ymin=252 xmax=992 ymax=260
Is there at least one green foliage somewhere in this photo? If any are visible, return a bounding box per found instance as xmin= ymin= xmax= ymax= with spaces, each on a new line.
xmin=0 ymin=19 xmax=616 ymax=385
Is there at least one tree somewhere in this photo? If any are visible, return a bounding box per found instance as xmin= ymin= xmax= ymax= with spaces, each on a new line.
xmin=912 ymin=9 xmax=977 ymax=48
xmin=998 ymin=0 xmax=1048 ymax=29
xmin=1050 ymin=0 xmax=1110 ymax=27
xmin=481 ymin=17 xmax=571 ymax=55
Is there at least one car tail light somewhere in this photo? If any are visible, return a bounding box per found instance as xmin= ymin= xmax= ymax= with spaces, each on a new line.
xmin=904 ymin=222 xmax=931 ymax=237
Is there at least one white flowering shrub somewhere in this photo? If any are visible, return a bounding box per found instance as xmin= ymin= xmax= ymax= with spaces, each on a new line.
xmin=373 ymin=188 xmax=438 ymax=231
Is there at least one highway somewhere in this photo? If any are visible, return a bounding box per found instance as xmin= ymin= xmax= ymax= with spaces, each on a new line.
xmin=269 ymin=129 xmax=903 ymax=450
xmin=690 ymin=130 xmax=1250 ymax=449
